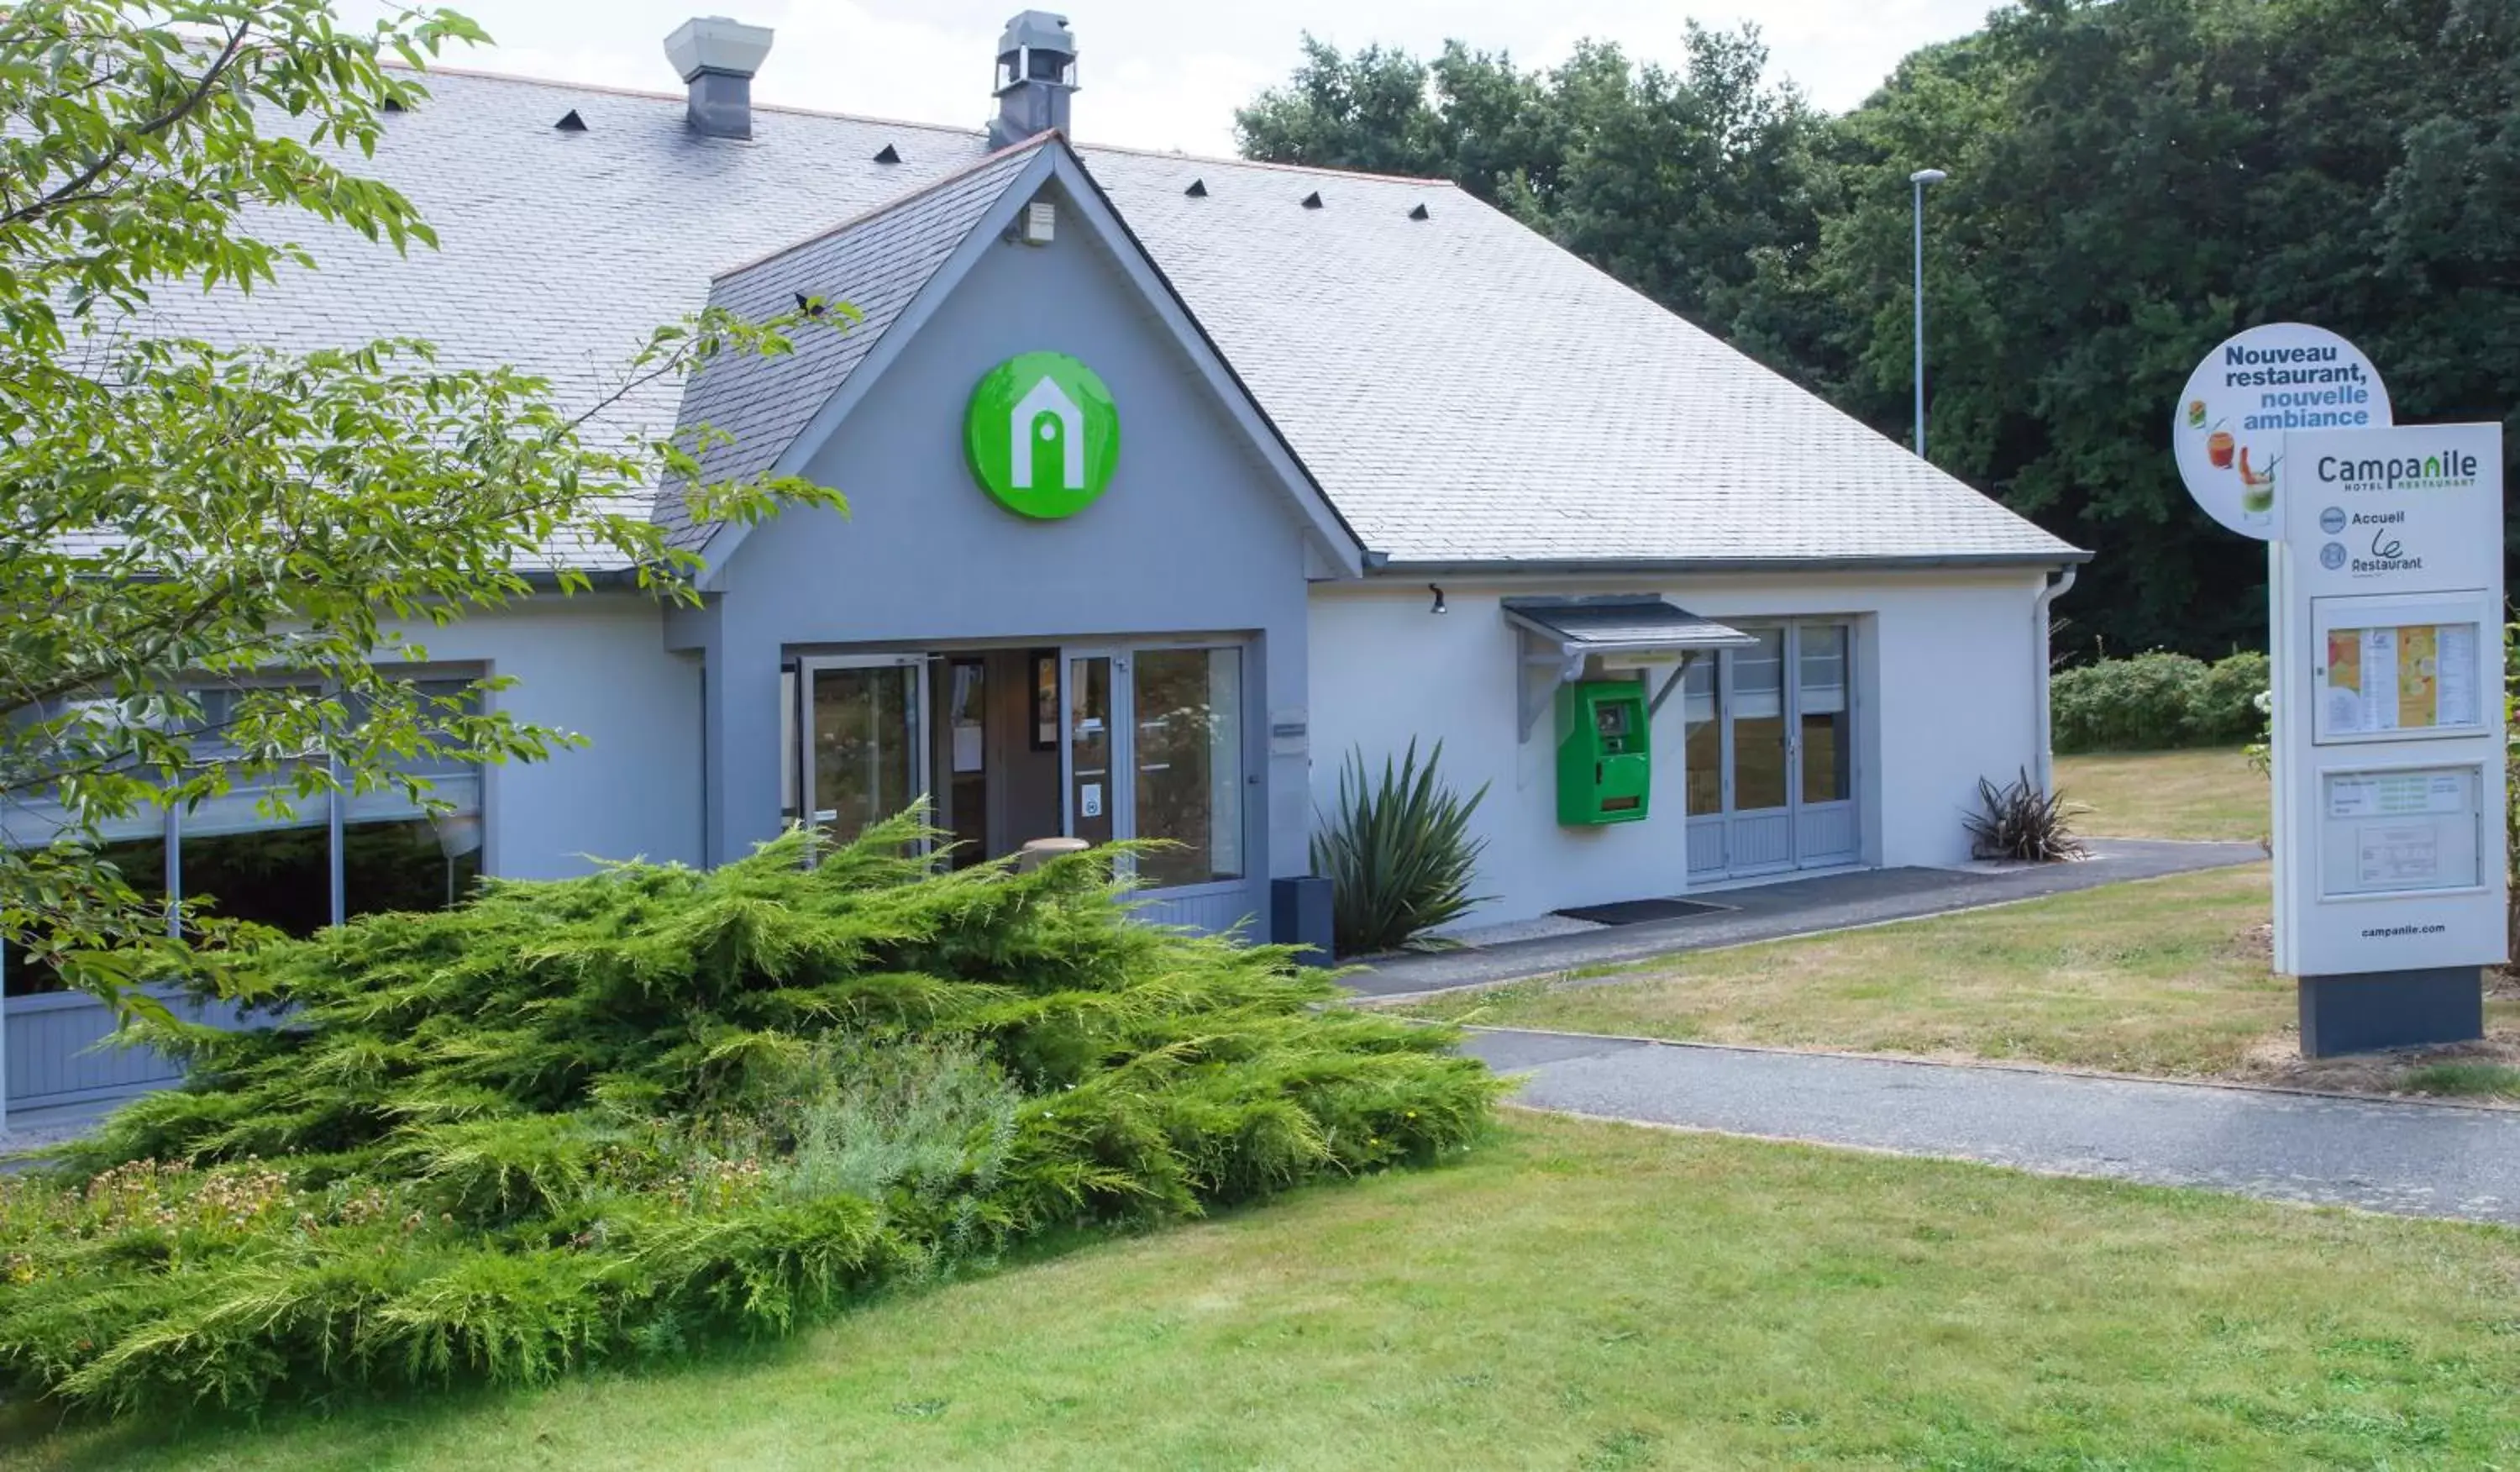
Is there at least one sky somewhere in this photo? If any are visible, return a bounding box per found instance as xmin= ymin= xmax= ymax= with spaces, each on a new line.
xmin=368 ymin=0 xmax=2002 ymax=157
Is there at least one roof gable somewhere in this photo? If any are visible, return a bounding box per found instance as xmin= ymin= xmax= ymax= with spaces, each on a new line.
xmin=658 ymin=139 xmax=1049 ymax=553
xmin=674 ymin=139 xmax=1365 ymax=585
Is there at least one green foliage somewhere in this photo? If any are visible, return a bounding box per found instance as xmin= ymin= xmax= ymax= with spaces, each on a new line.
xmin=0 ymin=816 xmax=1502 ymax=1416
xmin=2051 ymin=652 xmax=2270 ymax=753
xmin=1963 ymin=768 xmax=2088 ymax=864
xmin=1310 ymin=741 xmax=1492 ymax=956
xmin=0 ymin=2 xmax=854 ymax=1015
xmin=2192 ymin=652 xmax=2273 ymax=745
xmin=2051 ymin=653 xmax=2208 ymax=752
xmin=1236 ymin=25 xmax=1823 ymax=359
xmin=2399 ymin=1060 xmax=2520 ymax=1099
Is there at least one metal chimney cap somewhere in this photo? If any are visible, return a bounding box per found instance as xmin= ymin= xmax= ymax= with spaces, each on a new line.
xmin=665 ymin=16 xmax=774 ymax=81
xmin=996 ymin=10 xmax=1074 ymax=57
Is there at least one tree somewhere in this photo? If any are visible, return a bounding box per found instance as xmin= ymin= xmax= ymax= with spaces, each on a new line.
xmin=0 ymin=2 xmax=845 ymax=1012
xmin=1236 ymin=1 xmax=2520 ymax=659
xmin=1234 ymin=25 xmax=1827 ymax=357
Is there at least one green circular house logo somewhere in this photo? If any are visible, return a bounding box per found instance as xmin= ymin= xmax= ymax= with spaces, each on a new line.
xmin=964 ymin=351 xmax=1120 ymax=519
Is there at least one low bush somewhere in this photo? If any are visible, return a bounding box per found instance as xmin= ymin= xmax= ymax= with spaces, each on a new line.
xmin=0 ymin=815 xmax=1501 ymax=1417
xmin=2192 ymin=651 xmax=2272 ymax=744
xmin=1310 ymin=740 xmax=1492 ymax=956
xmin=2051 ymin=650 xmax=2268 ymax=752
xmin=1964 ymin=768 xmax=2088 ymax=863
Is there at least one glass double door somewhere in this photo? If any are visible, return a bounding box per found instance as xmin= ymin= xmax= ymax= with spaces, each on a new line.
xmin=1061 ymin=649 xmax=1247 ymax=891
xmin=1682 ymin=623 xmax=1858 ymax=880
xmin=801 ymin=646 xmax=1245 ymax=891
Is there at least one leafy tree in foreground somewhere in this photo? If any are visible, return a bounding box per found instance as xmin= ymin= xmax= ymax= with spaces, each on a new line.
xmin=0 ymin=2 xmax=844 ymax=1011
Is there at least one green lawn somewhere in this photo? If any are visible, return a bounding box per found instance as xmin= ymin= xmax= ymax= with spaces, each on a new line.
xmin=1410 ymin=866 xmax=2297 ymax=1078
xmin=1400 ymin=866 xmax=2520 ymax=1091
xmin=6 ymin=1113 xmax=2516 ymax=1469
xmin=2055 ymin=747 xmax=2268 ymax=842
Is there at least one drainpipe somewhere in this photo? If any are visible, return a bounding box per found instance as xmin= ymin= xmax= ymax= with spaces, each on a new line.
xmin=2032 ymin=565 xmax=2077 ymax=794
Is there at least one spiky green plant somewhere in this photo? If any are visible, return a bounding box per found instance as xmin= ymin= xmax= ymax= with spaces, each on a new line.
xmin=0 ymin=813 xmax=1501 ymax=1416
xmin=1310 ymin=740 xmax=1493 ymax=956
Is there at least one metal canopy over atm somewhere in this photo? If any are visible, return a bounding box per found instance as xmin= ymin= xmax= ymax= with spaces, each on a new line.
xmin=1504 ymin=596 xmax=1756 ymax=740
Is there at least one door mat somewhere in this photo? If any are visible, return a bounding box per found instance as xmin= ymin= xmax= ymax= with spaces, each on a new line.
xmin=1551 ymin=896 xmax=1733 ymax=927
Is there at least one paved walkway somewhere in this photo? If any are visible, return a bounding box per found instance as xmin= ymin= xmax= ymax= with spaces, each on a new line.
xmin=1466 ymin=1028 xmax=2520 ymax=1226
xmin=1350 ymin=839 xmax=2265 ymax=999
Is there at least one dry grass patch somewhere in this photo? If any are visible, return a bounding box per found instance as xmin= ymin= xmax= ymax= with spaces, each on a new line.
xmin=2055 ymin=747 xmax=2269 ymax=841
xmin=1405 ymin=866 xmax=2520 ymax=1091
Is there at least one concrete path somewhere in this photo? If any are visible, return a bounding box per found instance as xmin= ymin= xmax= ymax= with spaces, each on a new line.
xmin=1351 ymin=839 xmax=2265 ymax=1000
xmin=1466 ymin=1028 xmax=2520 ymax=1226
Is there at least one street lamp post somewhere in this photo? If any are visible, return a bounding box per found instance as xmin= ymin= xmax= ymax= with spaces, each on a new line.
xmin=1909 ymin=167 xmax=1947 ymax=459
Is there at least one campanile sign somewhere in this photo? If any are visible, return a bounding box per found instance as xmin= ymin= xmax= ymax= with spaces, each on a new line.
xmin=2176 ymin=326 xmax=2508 ymax=1055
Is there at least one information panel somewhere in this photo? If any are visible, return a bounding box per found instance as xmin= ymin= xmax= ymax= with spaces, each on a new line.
xmin=2317 ymin=765 xmax=2484 ymax=898
xmin=2311 ymin=593 xmax=2491 ymax=744
xmin=2275 ymin=422 xmax=2507 ymax=976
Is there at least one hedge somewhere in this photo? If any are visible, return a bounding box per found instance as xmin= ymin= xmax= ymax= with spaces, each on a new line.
xmin=2051 ymin=650 xmax=2270 ymax=753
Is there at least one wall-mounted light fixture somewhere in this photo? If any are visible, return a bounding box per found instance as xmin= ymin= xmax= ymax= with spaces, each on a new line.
xmin=1428 ymin=583 xmax=1448 ymax=615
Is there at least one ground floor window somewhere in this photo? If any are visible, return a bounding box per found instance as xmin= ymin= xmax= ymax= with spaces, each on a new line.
xmin=0 ymin=833 xmax=165 ymax=996
xmin=1131 ymin=647 xmax=1243 ymax=889
xmin=1 ymin=676 xmax=486 ymax=996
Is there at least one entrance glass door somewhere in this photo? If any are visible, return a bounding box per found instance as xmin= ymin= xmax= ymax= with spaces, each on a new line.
xmin=802 ymin=655 xmax=927 ymax=847
xmin=1063 ymin=652 xmax=1120 ymax=847
xmin=1726 ymin=628 xmax=1795 ymax=875
xmin=1683 ymin=623 xmax=1859 ymax=881
xmin=1053 ymin=644 xmax=1250 ymax=894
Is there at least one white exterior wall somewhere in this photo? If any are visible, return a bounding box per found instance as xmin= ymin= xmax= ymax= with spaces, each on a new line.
xmin=1306 ymin=570 xmax=2051 ymax=928
xmin=389 ymin=592 xmax=701 ymax=877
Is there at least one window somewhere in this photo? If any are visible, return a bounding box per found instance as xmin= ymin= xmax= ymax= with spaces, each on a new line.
xmin=3 ymin=676 xmax=489 ymax=984
xmin=177 ymin=780 xmax=334 ymax=938
xmin=1683 ymin=654 xmax=1722 ymax=817
xmin=1131 ymin=648 xmax=1243 ymax=888
xmin=809 ymin=663 xmax=921 ymax=844
xmin=1798 ymin=625 xmax=1851 ymax=804
xmin=2 ymin=833 xmax=166 ymax=996
xmin=1731 ymin=629 xmax=1789 ymax=812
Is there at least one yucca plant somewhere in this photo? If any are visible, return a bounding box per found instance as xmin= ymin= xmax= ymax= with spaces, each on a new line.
xmin=1310 ymin=740 xmax=1492 ymax=956
xmin=1964 ymin=767 xmax=2089 ymax=862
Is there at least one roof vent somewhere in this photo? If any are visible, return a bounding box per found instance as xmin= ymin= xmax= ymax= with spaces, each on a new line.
xmin=988 ymin=11 xmax=1078 ymax=149
xmin=1184 ymin=178 xmax=1207 ymax=197
xmin=665 ymin=16 xmax=774 ymax=140
xmin=873 ymin=143 xmax=901 ymax=164
xmin=793 ymin=292 xmax=829 ymax=318
xmin=555 ymin=108 xmax=587 ymax=133
xmin=1409 ymin=202 xmax=1430 ymax=220
xmin=1301 ymin=191 xmax=1323 ymax=209
xmin=382 ymin=97 xmax=407 ymax=114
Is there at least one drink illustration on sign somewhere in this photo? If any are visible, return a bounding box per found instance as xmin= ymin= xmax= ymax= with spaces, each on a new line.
xmin=2171 ymin=323 xmax=2391 ymax=540
xmin=963 ymin=350 xmax=1121 ymax=519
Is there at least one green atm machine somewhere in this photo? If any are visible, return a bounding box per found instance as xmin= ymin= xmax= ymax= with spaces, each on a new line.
xmin=1557 ymin=678 xmax=1651 ymax=825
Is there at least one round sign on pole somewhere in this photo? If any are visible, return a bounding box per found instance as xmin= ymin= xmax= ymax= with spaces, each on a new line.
xmin=2173 ymin=323 xmax=2391 ymax=539
xmin=965 ymin=351 xmax=1121 ymax=520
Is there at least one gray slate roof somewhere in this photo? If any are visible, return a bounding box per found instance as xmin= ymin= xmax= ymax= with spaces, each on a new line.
xmin=141 ymin=65 xmax=2082 ymax=570
xmin=660 ymin=141 xmax=1049 ymax=550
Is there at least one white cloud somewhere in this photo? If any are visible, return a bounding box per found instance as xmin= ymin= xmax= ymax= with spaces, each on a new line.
xmin=369 ymin=0 xmax=1996 ymax=155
